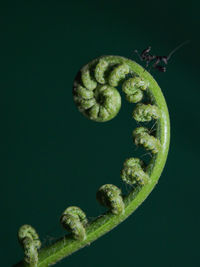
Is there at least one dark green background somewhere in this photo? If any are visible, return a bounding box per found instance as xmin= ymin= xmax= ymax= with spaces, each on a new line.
xmin=1 ymin=1 xmax=199 ymax=266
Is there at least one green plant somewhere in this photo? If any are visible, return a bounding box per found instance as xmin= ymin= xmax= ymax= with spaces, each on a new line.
xmin=14 ymin=55 xmax=170 ymax=267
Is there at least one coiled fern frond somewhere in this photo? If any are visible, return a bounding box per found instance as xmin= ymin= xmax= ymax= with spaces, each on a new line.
xmin=14 ymin=55 xmax=170 ymax=267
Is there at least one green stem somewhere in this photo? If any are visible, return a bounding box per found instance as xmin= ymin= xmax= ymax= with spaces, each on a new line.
xmin=14 ymin=57 xmax=170 ymax=267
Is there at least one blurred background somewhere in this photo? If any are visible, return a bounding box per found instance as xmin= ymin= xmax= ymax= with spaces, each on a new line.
xmin=1 ymin=1 xmax=199 ymax=266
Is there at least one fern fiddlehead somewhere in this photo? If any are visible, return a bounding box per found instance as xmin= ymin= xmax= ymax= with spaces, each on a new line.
xmin=96 ymin=184 xmax=125 ymax=215
xmin=60 ymin=206 xmax=88 ymax=241
xmin=14 ymin=55 xmax=170 ymax=267
xmin=18 ymin=225 xmax=41 ymax=267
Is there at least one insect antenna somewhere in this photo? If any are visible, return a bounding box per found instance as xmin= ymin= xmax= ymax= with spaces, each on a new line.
xmin=134 ymin=49 xmax=143 ymax=61
xmin=167 ymin=40 xmax=190 ymax=60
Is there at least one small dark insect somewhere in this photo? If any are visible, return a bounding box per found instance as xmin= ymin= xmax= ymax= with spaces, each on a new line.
xmin=134 ymin=40 xmax=190 ymax=72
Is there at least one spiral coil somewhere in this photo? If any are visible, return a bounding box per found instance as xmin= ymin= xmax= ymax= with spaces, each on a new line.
xmin=96 ymin=184 xmax=124 ymax=215
xmin=133 ymin=127 xmax=161 ymax=154
xmin=73 ymin=56 xmax=150 ymax=122
xmin=133 ymin=103 xmax=160 ymax=122
xmin=121 ymin=158 xmax=149 ymax=186
xmin=60 ymin=206 xmax=88 ymax=241
xmin=18 ymin=224 xmax=41 ymax=266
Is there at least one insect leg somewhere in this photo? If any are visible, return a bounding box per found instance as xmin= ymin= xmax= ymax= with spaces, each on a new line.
xmin=154 ymin=65 xmax=166 ymax=72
